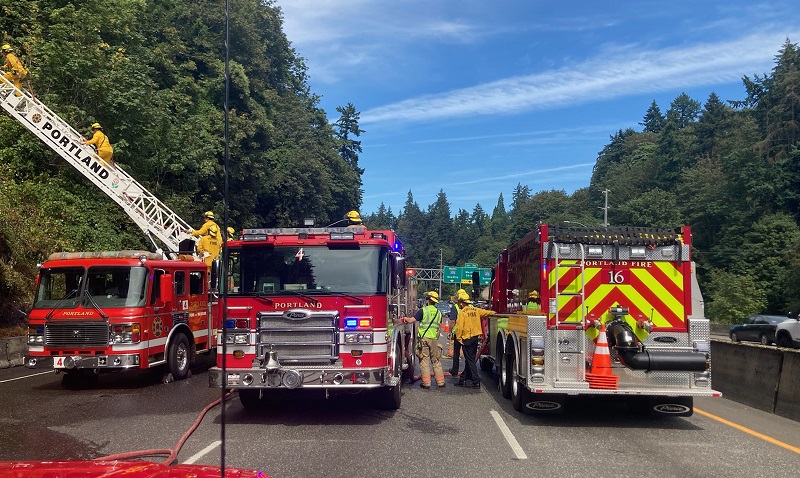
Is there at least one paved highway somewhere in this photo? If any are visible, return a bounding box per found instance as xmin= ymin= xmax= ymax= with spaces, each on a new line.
xmin=1 ymin=354 xmax=798 ymax=478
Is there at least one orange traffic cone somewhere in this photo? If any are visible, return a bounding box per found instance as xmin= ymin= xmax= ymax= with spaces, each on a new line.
xmin=586 ymin=323 xmax=619 ymax=390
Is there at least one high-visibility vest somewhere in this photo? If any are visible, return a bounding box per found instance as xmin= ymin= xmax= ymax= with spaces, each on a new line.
xmin=451 ymin=304 xmax=461 ymax=334
xmin=418 ymin=305 xmax=441 ymax=339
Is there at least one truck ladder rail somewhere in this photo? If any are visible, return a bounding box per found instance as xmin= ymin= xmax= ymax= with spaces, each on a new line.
xmin=552 ymin=241 xmax=586 ymax=383
xmin=0 ymin=77 xmax=193 ymax=256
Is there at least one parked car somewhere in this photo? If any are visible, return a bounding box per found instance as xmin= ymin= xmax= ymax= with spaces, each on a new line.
xmin=729 ymin=315 xmax=789 ymax=345
xmin=775 ymin=313 xmax=800 ymax=348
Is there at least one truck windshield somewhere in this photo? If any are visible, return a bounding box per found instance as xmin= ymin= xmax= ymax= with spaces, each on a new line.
xmin=228 ymin=245 xmax=388 ymax=295
xmin=33 ymin=266 xmax=149 ymax=309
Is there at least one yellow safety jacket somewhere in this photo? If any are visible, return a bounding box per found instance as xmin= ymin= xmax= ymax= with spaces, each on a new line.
xmin=3 ymin=52 xmax=27 ymax=79
xmin=455 ymin=305 xmax=493 ymax=342
xmin=418 ymin=305 xmax=442 ymax=339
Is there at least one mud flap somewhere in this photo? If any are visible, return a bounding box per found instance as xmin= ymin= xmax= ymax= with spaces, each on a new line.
xmin=648 ymin=396 xmax=693 ymax=417
xmin=524 ymin=393 xmax=566 ymax=415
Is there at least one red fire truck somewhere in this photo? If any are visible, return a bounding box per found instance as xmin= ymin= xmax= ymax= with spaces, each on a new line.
xmin=208 ymin=224 xmax=410 ymax=410
xmin=481 ymin=224 xmax=720 ymax=416
xmin=24 ymin=251 xmax=216 ymax=384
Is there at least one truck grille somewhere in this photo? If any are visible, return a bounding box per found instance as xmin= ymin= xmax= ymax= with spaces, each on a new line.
xmin=45 ymin=322 xmax=109 ymax=348
xmin=257 ymin=310 xmax=338 ymax=364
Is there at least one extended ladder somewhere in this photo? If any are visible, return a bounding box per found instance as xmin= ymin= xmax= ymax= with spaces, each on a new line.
xmin=1 ymin=76 xmax=194 ymax=257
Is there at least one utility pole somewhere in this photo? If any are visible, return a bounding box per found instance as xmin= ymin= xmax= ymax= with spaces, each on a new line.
xmin=600 ymin=189 xmax=610 ymax=227
xmin=438 ymin=249 xmax=443 ymax=297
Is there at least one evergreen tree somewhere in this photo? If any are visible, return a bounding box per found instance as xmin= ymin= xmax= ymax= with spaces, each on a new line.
xmin=640 ymin=100 xmax=666 ymax=133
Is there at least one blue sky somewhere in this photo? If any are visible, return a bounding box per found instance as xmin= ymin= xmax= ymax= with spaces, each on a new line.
xmin=275 ymin=1 xmax=800 ymax=217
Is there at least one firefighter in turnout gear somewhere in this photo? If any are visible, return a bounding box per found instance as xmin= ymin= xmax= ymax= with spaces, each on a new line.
xmin=187 ymin=211 xmax=222 ymax=270
xmin=454 ymin=294 xmax=494 ymax=388
xmin=401 ymin=291 xmax=445 ymax=389
xmin=2 ymin=43 xmax=28 ymax=95
xmin=82 ymin=122 xmax=114 ymax=167
xmin=524 ymin=290 xmax=541 ymax=312
xmin=346 ymin=210 xmax=363 ymax=227
xmin=448 ymin=289 xmax=469 ymax=377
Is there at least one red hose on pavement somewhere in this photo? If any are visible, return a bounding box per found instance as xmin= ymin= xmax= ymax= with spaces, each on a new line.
xmin=95 ymin=391 xmax=234 ymax=464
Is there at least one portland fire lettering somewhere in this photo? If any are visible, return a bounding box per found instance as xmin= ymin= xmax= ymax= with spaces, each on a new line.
xmin=40 ymin=121 xmax=110 ymax=179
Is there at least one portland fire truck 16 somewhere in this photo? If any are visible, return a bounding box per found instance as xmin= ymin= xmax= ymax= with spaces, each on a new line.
xmin=208 ymin=224 xmax=410 ymax=410
xmin=24 ymin=251 xmax=216 ymax=384
xmin=481 ymin=224 xmax=721 ymax=416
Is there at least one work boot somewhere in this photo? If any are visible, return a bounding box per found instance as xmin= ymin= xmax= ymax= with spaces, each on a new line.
xmin=420 ymin=382 xmax=430 ymax=389
xmin=448 ymin=368 xmax=458 ymax=376
xmin=468 ymin=380 xmax=481 ymax=389
xmin=437 ymin=381 xmax=446 ymax=388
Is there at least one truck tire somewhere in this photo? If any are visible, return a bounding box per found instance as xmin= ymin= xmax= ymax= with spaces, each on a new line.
xmin=510 ymin=352 xmax=531 ymax=413
xmin=499 ymin=349 xmax=512 ymax=399
xmin=167 ymin=334 xmax=191 ymax=381
xmin=379 ymin=345 xmax=402 ymax=410
xmin=238 ymin=389 xmax=264 ymax=410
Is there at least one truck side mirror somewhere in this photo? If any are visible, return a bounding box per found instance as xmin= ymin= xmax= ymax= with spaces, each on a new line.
xmin=159 ymin=274 xmax=174 ymax=305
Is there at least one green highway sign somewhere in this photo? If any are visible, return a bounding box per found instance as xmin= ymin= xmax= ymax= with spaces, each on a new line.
xmin=443 ymin=265 xmax=492 ymax=284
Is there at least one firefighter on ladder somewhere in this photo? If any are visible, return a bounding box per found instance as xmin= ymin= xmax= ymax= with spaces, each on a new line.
xmin=186 ymin=211 xmax=222 ymax=270
xmin=401 ymin=291 xmax=446 ymax=389
xmin=2 ymin=43 xmax=28 ymax=96
xmin=81 ymin=123 xmax=115 ymax=167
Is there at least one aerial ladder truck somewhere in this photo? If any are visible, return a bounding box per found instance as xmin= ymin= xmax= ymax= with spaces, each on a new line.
xmin=3 ymin=76 xmax=220 ymax=384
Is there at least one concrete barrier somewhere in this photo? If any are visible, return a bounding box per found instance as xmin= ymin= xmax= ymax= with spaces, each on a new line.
xmin=711 ymin=339 xmax=800 ymax=422
xmin=0 ymin=336 xmax=26 ymax=369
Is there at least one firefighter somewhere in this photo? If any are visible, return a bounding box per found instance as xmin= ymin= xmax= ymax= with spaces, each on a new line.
xmin=448 ymin=289 xmax=469 ymax=377
xmin=453 ymin=294 xmax=494 ymax=389
xmin=524 ymin=290 xmax=540 ymax=312
xmin=82 ymin=123 xmax=115 ymax=167
xmin=186 ymin=211 xmax=222 ymax=270
xmin=226 ymin=226 xmax=236 ymax=242
xmin=401 ymin=291 xmax=445 ymax=389
xmin=2 ymin=43 xmax=28 ymax=96
xmin=345 ymin=210 xmax=362 ymax=227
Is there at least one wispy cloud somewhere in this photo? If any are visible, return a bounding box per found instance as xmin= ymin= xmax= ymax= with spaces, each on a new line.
xmin=360 ymin=33 xmax=789 ymax=124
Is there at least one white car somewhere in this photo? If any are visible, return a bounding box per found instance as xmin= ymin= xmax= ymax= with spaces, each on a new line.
xmin=775 ymin=314 xmax=800 ymax=348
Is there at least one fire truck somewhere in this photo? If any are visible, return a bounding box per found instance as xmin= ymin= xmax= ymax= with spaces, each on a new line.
xmin=207 ymin=224 xmax=411 ymax=410
xmin=481 ymin=224 xmax=720 ymax=416
xmin=3 ymin=70 xmax=218 ymax=383
xmin=24 ymin=251 xmax=214 ymax=383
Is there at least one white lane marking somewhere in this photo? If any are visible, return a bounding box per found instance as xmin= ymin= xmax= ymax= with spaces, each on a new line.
xmin=183 ymin=440 xmax=221 ymax=464
xmin=490 ymin=410 xmax=528 ymax=460
xmin=0 ymin=371 xmax=54 ymax=383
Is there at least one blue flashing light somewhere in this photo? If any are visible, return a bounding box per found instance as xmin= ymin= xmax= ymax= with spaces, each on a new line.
xmin=225 ymin=319 xmax=236 ymax=329
xmin=393 ymin=240 xmax=402 ymax=251
xmin=345 ymin=318 xmax=358 ymax=328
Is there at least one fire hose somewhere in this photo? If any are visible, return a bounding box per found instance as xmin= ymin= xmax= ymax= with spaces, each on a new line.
xmin=94 ymin=390 xmax=234 ymax=465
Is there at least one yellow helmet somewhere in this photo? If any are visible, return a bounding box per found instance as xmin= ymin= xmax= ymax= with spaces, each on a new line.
xmin=457 ymin=289 xmax=470 ymax=301
xmin=426 ymin=291 xmax=439 ymax=303
xmin=346 ymin=210 xmax=362 ymax=223
xmin=227 ymin=226 xmax=235 ymax=236
xmin=91 ymin=122 xmax=102 ymax=130
xmin=203 ymin=211 xmax=215 ymax=219
xmin=1 ymin=44 xmax=11 ymax=52
xmin=528 ymin=290 xmax=540 ymax=299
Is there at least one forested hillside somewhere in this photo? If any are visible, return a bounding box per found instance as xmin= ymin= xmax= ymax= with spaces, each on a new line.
xmin=2 ymin=2 xmax=799 ymax=327
xmin=366 ymin=40 xmax=800 ymax=323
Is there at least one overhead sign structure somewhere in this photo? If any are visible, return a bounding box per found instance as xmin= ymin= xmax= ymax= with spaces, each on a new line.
xmin=443 ymin=265 xmax=491 ymax=285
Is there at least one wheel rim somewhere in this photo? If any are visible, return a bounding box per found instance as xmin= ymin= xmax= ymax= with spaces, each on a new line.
xmin=177 ymin=343 xmax=188 ymax=370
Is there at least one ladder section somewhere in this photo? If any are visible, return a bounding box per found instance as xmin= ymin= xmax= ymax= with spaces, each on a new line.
xmin=552 ymin=242 xmax=587 ymax=386
xmin=1 ymin=77 xmax=193 ymax=256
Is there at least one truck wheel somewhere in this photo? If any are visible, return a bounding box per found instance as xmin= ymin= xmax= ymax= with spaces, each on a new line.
xmin=776 ymin=334 xmax=793 ymax=348
xmin=510 ymin=353 xmax=530 ymax=413
xmin=238 ymin=389 xmax=264 ymax=410
xmin=379 ymin=346 xmax=402 ymax=410
xmin=168 ymin=334 xmax=191 ymax=381
xmin=480 ymin=357 xmax=494 ymax=372
xmin=499 ymin=350 xmax=512 ymax=399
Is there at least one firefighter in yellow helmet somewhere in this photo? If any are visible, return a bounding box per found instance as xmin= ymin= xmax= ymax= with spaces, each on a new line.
xmin=401 ymin=291 xmax=446 ymax=389
xmin=81 ymin=122 xmax=115 ymax=167
xmin=454 ymin=292 xmax=493 ymax=388
xmin=226 ymin=226 xmax=236 ymax=242
xmin=345 ymin=210 xmax=362 ymax=227
xmin=186 ymin=211 xmax=222 ymax=270
xmin=447 ymin=288 xmax=470 ymax=377
xmin=2 ymin=43 xmax=28 ymax=95
xmin=524 ymin=290 xmax=541 ymax=312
